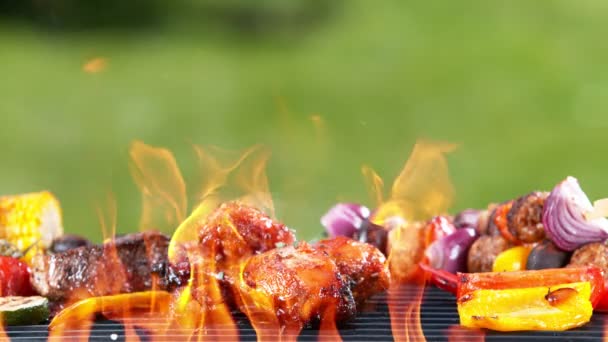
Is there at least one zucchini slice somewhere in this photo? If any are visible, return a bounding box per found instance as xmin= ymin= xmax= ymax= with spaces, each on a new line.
xmin=0 ymin=296 xmax=49 ymax=326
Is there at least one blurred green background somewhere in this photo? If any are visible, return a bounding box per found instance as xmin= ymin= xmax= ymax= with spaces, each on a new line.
xmin=1 ymin=1 xmax=608 ymax=243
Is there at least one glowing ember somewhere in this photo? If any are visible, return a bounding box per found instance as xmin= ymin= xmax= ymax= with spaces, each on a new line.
xmin=82 ymin=57 xmax=107 ymax=74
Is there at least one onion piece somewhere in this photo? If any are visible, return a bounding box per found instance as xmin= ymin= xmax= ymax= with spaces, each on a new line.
xmin=424 ymin=228 xmax=478 ymax=274
xmin=321 ymin=203 xmax=371 ymax=238
xmin=543 ymin=176 xmax=608 ymax=251
xmin=453 ymin=209 xmax=481 ymax=229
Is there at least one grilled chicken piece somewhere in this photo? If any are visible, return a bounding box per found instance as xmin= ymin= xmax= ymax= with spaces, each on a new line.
xmin=190 ymin=202 xmax=297 ymax=308
xmin=30 ymin=231 xmax=172 ymax=301
xmin=314 ymin=236 xmax=389 ymax=304
xmin=236 ymin=242 xmax=356 ymax=333
xmin=197 ymin=202 xmax=296 ymax=266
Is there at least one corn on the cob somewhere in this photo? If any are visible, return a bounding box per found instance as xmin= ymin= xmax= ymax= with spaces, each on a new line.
xmin=0 ymin=191 xmax=63 ymax=263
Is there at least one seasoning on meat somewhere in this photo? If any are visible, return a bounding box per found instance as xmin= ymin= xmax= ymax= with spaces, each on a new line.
xmin=467 ymin=235 xmax=512 ymax=273
xmin=507 ymin=191 xmax=548 ymax=243
xmin=237 ymin=242 xmax=356 ymax=332
xmin=30 ymin=231 xmax=172 ymax=301
xmin=567 ymin=242 xmax=608 ymax=282
xmin=197 ymin=202 xmax=296 ymax=266
xmin=314 ymin=236 xmax=390 ymax=304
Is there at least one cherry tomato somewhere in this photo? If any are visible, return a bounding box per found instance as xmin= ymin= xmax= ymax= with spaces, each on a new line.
xmin=0 ymin=256 xmax=35 ymax=296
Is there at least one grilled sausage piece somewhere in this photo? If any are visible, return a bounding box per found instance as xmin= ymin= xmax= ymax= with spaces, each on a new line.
xmin=567 ymin=242 xmax=608 ymax=282
xmin=507 ymin=191 xmax=548 ymax=243
xmin=314 ymin=236 xmax=390 ymax=305
xmin=467 ymin=235 xmax=512 ymax=272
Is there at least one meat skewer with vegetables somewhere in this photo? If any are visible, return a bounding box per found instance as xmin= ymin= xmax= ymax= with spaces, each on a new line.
xmin=322 ymin=175 xmax=608 ymax=331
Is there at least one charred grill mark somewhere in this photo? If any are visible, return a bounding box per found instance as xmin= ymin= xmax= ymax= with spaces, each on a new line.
xmin=545 ymin=287 xmax=578 ymax=306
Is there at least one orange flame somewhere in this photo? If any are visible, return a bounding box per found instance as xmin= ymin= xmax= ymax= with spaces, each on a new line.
xmin=129 ymin=140 xmax=187 ymax=233
xmin=364 ymin=140 xmax=456 ymax=342
xmin=82 ymin=57 xmax=107 ymax=74
xmin=166 ymin=143 xmax=281 ymax=341
xmin=0 ymin=316 xmax=7 ymax=340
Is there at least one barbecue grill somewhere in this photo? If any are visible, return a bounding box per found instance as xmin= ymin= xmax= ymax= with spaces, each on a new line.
xmin=5 ymin=287 xmax=605 ymax=341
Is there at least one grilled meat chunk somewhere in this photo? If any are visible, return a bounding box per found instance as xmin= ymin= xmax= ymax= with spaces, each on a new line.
xmin=467 ymin=235 xmax=512 ymax=272
xmin=237 ymin=242 xmax=356 ymax=333
xmin=314 ymin=236 xmax=389 ymax=304
xmin=386 ymin=222 xmax=426 ymax=283
xmin=568 ymin=242 xmax=608 ymax=282
xmin=31 ymin=231 xmax=171 ymax=301
xmin=190 ymin=203 xmax=297 ymax=309
xmin=507 ymin=191 xmax=548 ymax=243
xmin=197 ymin=202 xmax=296 ymax=266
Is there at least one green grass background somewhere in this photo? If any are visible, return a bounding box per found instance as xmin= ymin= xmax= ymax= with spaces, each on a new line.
xmin=1 ymin=1 xmax=608 ymax=242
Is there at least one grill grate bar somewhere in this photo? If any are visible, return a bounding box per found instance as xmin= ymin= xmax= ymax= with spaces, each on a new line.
xmin=5 ymin=287 xmax=607 ymax=341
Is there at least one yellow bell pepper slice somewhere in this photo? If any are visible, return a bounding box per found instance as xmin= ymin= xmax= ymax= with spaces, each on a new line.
xmin=458 ymin=281 xmax=592 ymax=331
xmin=492 ymin=246 xmax=531 ymax=272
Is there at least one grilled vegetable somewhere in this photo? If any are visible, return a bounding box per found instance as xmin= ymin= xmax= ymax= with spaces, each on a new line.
xmin=492 ymin=246 xmax=531 ymax=272
xmin=0 ymin=296 xmax=49 ymax=325
xmin=49 ymin=291 xmax=171 ymax=329
xmin=543 ymin=177 xmax=608 ymax=251
xmin=527 ymin=240 xmax=570 ymax=270
xmin=458 ymin=281 xmax=592 ymax=331
xmin=0 ymin=256 xmax=35 ymax=296
xmin=457 ymin=267 xmax=605 ymax=309
xmin=0 ymin=191 xmax=64 ymax=263
xmin=425 ymin=228 xmax=477 ymax=274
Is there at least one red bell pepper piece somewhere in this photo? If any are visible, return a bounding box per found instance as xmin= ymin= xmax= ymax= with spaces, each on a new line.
xmin=419 ymin=262 xmax=458 ymax=295
xmin=419 ymin=263 xmax=607 ymax=311
xmin=0 ymin=256 xmax=35 ymax=296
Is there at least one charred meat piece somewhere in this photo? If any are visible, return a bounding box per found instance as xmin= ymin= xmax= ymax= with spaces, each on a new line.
xmin=467 ymin=235 xmax=512 ymax=272
xmin=49 ymin=234 xmax=91 ymax=254
xmin=567 ymin=242 xmax=608 ymax=282
xmin=237 ymin=242 xmax=356 ymax=333
xmin=314 ymin=236 xmax=389 ymax=304
xmin=31 ymin=231 xmax=171 ymax=301
xmin=198 ymin=202 xmax=296 ymax=266
xmin=386 ymin=222 xmax=426 ymax=283
xmin=507 ymin=191 xmax=548 ymax=243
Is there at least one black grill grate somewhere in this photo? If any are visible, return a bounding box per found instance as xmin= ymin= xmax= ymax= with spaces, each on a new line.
xmin=5 ymin=287 xmax=606 ymax=341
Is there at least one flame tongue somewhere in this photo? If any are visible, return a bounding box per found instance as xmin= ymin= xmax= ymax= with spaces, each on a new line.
xmin=368 ymin=140 xmax=457 ymax=342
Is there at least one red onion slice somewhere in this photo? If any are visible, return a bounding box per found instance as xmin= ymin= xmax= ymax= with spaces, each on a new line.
xmin=424 ymin=228 xmax=478 ymax=273
xmin=543 ymin=176 xmax=608 ymax=251
xmin=321 ymin=203 xmax=371 ymax=238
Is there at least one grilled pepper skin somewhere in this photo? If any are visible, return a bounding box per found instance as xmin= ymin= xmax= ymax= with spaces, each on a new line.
xmin=457 ymin=267 xmax=604 ymax=308
xmin=458 ymin=281 xmax=592 ymax=331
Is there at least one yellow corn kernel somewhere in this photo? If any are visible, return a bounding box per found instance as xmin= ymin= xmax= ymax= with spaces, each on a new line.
xmin=0 ymin=191 xmax=63 ymax=263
